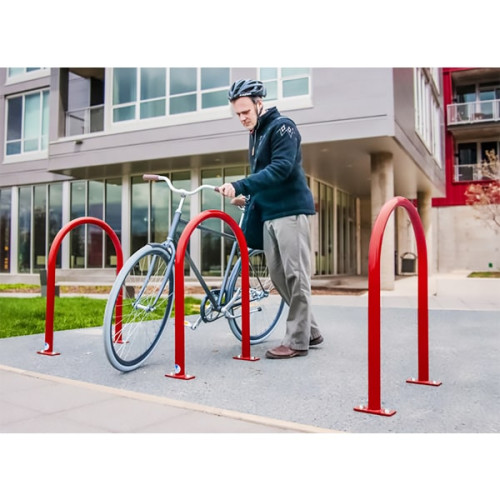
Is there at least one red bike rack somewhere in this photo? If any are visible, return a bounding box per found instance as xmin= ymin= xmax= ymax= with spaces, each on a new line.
xmin=166 ymin=209 xmax=258 ymax=381
xmin=355 ymin=196 xmax=441 ymax=417
xmin=37 ymin=217 xmax=123 ymax=356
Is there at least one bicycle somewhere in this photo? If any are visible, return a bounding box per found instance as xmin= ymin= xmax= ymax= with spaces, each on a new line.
xmin=103 ymin=174 xmax=285 ymax=372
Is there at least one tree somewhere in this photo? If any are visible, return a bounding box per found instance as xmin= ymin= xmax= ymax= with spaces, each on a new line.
xmin=465 ymin=150 xmax=500 ymax=232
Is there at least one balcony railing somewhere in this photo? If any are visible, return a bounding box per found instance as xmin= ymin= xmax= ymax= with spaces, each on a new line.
xmin=447 ymin=99 xmax=500 ymax=125
xmin=65 ymin=105 xmax=104 ymax=136
xmin=454 ymin=162 xmax=499 ymax=182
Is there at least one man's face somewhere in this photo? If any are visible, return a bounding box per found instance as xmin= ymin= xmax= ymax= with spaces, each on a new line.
xmin=231 ymin=97 xmax=261 ymax=131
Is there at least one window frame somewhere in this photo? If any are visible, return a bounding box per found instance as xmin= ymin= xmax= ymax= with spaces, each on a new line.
xmin=414 ymin=68 xmax=443 ymax=167
xmin=5 ymin=68 xmax=50 ymax=84
xmin=258 ymin=67 xmax=312 ymax=111
xmin=109 ymin=68 xmax=232 ymax=130
xmin=4 ymin=88 xmax=50 ymax=162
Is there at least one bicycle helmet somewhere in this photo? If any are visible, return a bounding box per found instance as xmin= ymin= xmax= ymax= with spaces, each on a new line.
xmin=228 ymin=79 xmax=267 ymax=101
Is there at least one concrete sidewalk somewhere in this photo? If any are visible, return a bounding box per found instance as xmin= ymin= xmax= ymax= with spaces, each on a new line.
xmin=0 ymin=364 xmax=331 ymax=433
xmin=0 ymin=273 xmax=499 ymax=434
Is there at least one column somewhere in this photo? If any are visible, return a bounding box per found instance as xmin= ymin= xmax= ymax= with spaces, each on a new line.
xmin=417 ymin=189 xmax=434 ymax=278
xmin=371 ymin=152 xmax=395 ymax=290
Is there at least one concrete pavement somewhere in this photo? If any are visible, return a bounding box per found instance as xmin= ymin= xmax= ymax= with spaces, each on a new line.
xmin=0 ymin=272 xmax=499 ymax=434
xmin=1 ymin=272 xmax=498 ymax=498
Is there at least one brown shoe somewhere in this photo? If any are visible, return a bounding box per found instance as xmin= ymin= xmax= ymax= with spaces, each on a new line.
xmin=265 ymin=345 xmax=308 ymax=359
xmin=309 ymin=335 xmax=324 ymax=346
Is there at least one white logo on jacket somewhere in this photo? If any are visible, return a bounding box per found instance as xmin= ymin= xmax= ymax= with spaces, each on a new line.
xmin=279 ymin=124 xmax=294 ymax=138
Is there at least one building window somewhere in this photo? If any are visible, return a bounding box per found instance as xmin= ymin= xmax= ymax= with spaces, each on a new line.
xmin=0 ymin=189 xmax=11 ymax=273
xmin=105 ymin=179 xmax=122 ymax=266
xmin=455 ymin=141 xmax=500 ymax=182
xmin=18 ymin=187 xmax=32 ymax=273
xmin=414 ymin=68 xmax=442 ymax=166
xmin=5 ymin=90 xmax=49 ymax=156
xmin=8 ymin=68 xmax=42 ymax=77
xmin=200 ymin=166 xmax=248 ymax=277
xmin=337 ymin=189 xmax=357 ymax=276
xmin=112 ymin=68 xmax=230 ymax=123
xmin=259 ymin=68 xmax=311 ymax=101
xmin=130 ymin=171 xmax=191 ymax=254
xmin=6 ymin=68 xmax=49 ymax=83
xmin=453 ymin=81 xmax=500 ymax=122
xmin=16 ymin=183 xmax=64 ymax=273
xmin=69 ymin=179 xmax=122 ymax=268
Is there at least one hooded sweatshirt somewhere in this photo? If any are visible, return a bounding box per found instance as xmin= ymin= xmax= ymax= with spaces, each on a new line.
xmin=231 ymin=107 xmax=316 ymax=222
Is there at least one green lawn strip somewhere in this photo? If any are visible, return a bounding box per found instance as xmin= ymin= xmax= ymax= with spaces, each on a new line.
xmin=467 ymin=272 xmax=500 ymax=278
xmin=0 ymin=296 xmax=201 ymax=338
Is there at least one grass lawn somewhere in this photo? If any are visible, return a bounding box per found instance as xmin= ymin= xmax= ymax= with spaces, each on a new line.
xmin=467 ymin=271 xmax=500 ymax=278
xmin=0 ymin=295 xmax=201 ymax=339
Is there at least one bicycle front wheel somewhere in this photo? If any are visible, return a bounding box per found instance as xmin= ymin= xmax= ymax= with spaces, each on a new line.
xmin=103 ymin=244 xmax=174 ymax=372
xmin=226 ymin=249 xmax=285 ymax=344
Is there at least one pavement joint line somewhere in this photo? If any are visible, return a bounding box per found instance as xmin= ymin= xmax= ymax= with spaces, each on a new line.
xmin=0 ymin=364 xmax=340 ymax=434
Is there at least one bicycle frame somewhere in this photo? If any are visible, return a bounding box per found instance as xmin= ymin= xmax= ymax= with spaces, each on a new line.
xmin=103 ymin=174 xmax=283 ymax=372
xmin=141 ymin=174 xmax=247 ymax=326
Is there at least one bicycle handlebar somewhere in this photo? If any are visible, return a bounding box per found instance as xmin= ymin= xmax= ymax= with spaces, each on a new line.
xmin=143 ymin=174 xmax=220 ymax=195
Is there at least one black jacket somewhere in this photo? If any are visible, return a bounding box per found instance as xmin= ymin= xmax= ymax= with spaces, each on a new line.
xmin=232 ymin=107 xmax=316 ymax=222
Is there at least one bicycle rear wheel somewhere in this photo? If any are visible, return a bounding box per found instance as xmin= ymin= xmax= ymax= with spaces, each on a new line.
xmin=103 ymin=244 xmax=174 ymax=372
xmin=226 ymin=249 xmax=284 ymax=343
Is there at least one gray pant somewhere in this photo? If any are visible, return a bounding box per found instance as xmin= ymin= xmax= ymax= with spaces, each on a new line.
xmin=263 ymin=215 xmax=322 ymax=350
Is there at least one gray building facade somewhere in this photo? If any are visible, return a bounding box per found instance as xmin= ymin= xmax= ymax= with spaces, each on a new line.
xmin=0 ymin=67 xmax=445 ymax=287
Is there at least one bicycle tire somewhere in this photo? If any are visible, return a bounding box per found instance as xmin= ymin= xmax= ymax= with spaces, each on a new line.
xmin=226 ymin=249 xmax=285 ymax=343
xmin=103 ymin=244 xmax=174 ymax=372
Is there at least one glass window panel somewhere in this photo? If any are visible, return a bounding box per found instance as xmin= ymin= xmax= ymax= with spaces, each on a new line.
xmin=131 ymin=176 xmax=149 ymax=253
xmin=456 ymin=85 xmax=476 ymax=103
xmin=264 ymin=81 xmax=277 ymax=100
xmin=113 ymin=68 xmax=137 ymax=105
xmin=33 ymin=185 xmax=47 ymax=270
xmin=7 ymin=97 xmax=22 ymax=141
xmin=480 ymin=89 xmax=495 ymax=101
xmin=70 ymin=181 xmax=86 ymax=268
xmin=140 ymin=68 xmax=166 ymax=100
xmin=458 ymin=143 xmax=476 ymax=164
xmin=222 ymin=167 xmax=247 ymax=272
xmin=140 ymin=99 xmax=166 ymax=119
xmin=170 ymin=68 xmax=197 ymax=95
xmin=201 ymin=169 xmax=223 ymax=275
xmin=48 ymin=184 xmax=63 ymax=268
xmin=168 ymin=171 xmax=191 ymax=274
xmin=282 ymin=68 xmax=308 ymax=78
xmin=8 ymin=68 xmax=24 ymax=77
xmin=26 ymin=68 xmax=41 ymax=72
xmin=171 ymin=171 xmax=191 ymax=224
xmin=113 ymin=105 xmax=136 ymax=122
xmin=283 ymin=77 xmax=309 ymax=97
xmin=23 ymin=138 xmax=39 ymax=152
xmin=260 ymin=68 xmax=277 ymax=80
xmin=6 ymin=142 xmax=21 ymax=155
xmin=0 ymin=189 xmax=12 ymax=273
xmin=24 ymin=93 xmax=41 ymax=144
xmin=170 ymin=94 xmax=196 ymax=114
xmin=105 ymin=179 xmax=122 ymax=268
xmin=201 ymin=68 xmax=229 ymax=90
xmin=202 ymin=90 xmax=227 ymax=109
xmin=18 ymin=187 xmax=31 ymax=273
xmin=41 ymin=91 xmax=49 ymax=150
xmin=88 ymin=181 xmax=104 ymax=268
xmin=152 ymin=178 xmax=170 ymax=244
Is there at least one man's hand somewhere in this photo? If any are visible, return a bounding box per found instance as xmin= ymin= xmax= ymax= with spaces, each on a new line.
xmin=219 ymin=183 xmax=236 ymax=198
xmin=231 ymin=195 xmax=247 ymax=207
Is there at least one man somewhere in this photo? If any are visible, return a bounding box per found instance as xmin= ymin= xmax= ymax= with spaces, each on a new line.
xmin=219 ymin=79 xmax=323 ymax=359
